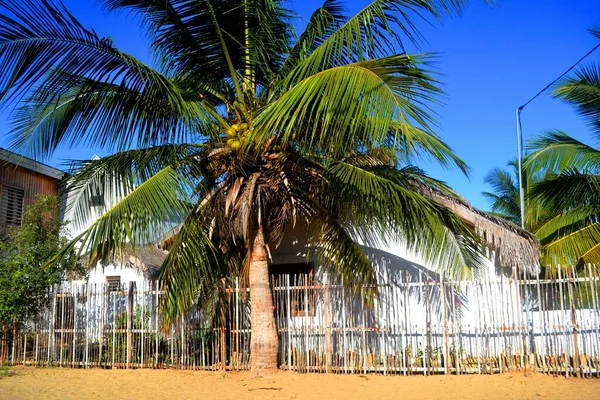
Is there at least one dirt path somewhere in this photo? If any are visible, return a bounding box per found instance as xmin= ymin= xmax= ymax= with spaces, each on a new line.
xmin=1 ymin=367 xmax=600 ymax=400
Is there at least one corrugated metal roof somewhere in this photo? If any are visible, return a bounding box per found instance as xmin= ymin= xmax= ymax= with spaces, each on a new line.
xmin=0 ymin=148 xmax=66 ymax=180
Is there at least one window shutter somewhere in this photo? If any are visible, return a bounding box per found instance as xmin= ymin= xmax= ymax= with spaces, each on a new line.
xmin=106 ymin=276 xmax=121 ymax=292
xmin=0 ymin=185 xmax=25 ymax=226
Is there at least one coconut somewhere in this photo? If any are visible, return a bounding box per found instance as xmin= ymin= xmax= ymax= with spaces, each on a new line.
xmin=227 ymin=138 xmax=241 ymax=151
xmin=225 ymin=128 xmax=237 ymax=138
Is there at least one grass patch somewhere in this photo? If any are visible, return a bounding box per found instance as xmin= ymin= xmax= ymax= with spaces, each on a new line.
xmin=0 ymin=363 xmax=15 ymax=379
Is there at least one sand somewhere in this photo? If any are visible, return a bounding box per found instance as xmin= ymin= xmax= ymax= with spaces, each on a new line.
xmin=1 ymin=367 xmax=600 ymax=400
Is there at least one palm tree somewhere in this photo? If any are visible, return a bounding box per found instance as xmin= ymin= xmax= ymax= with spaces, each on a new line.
xmin=482 ymin=159 xmax=550 ymax=231
xmin=0 ymin=0 xmax=484 ymax=371
xmin=483 ymin=160 xmax=525 ymax=225
xmin=527 ymin=29 xmax=600 ymax=267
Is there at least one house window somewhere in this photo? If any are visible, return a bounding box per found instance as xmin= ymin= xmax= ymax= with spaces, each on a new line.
xmin=89 ymin=184 xmax=105 ymax=207
xmin=270 ymin=263 xmax=315 ymax=317
xmin=0 ymin=185 xmax=25 ymax=226
xmin=106 ymin=276 xmax=121 ymax=292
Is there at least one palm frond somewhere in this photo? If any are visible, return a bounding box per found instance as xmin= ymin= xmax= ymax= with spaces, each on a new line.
xmin=535 ymin=204 xmax=600 ymax=242
xmin=102 ymin=0 xmax=291 ymax=91
xmin=526 ymin=130 xmax=600 ymax=173
xmin=315 ymin=217 xmax=378 ymax=302
xmin=0 ymin=0 xmax=219 ymax=158
xmin=281 ymin=0 xmax=468 ymax=89
xmin=530 ymin=168 xmax=600 ymax=210
xmin=55 ymin=165 xmax=192 ymax=268
xmin=325 ymin=161 xmax=484 ymax=277
xmin=278 ymin=0 xmax=344 ymax=79
xmin=541 ymin=222 xmax=600 ymax=266
xmin=158 ymin=208 xmax=222 ymax=325
xmin=62 ymin=145 xmax=202 ymax=233
xmin=255 ymin=54 xmax=440 ymax=156
xmin=9 ymin=76 xmax=219 ymax=158
xmin=393 ymin=122 xmax=471 ymax=175
xmin=553 ymin=63 xmax=600 ymax=138
xmin=482 ymin=167 xmax=520 ymax=220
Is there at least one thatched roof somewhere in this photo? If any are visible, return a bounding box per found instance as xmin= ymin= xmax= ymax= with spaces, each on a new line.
xmin=418 ymin=184 xmax=540 ymax=275
xmin=156 ymin=186 xmax=541 ymax=276
xmin=81 ymin=245 xmax=168 ymax=280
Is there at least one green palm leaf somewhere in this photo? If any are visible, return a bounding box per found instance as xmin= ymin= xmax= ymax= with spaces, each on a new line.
xmin=256 ymin=54 xmax=440 ymax=156
xmin=553 ymin=62 xmax=600 ymax=138
xmin=526 ymin=130 xmax=600 ymax=173
xmin=541 ymin=222 xmax=600 ymax=266
xmin=326 ymin=160 xmax=484 ymax=277
xmin=0 ymin=0 xmax=497 ymax=371
xmin=57 ymin=165 xmax=193 ymax=267
xmin=393 ymin=122 xmax=471 ymax=175
xmin=10 ymin=78 xmax=219 ymax=158
xmin=281 ymin=0 xmax=468 ymax=89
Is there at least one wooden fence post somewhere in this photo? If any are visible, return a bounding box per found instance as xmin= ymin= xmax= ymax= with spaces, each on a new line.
xmin=324 ymin=275 xmax=332 ymax=373
xmin=441 ymin=273 xmax=449 ymax=375
xmin=567 ymin=268 xmax=581 ymax=378
xmin=127 ymin=281 xmax=136 ymax=368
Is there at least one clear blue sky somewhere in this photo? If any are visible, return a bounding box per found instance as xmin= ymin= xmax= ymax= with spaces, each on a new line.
xmin=1 ymin=0 xmax=599 ymax=211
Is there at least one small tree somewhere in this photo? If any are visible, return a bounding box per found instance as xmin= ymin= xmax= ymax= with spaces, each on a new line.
xmin=0 ymin=195 xmax=76 ymax=360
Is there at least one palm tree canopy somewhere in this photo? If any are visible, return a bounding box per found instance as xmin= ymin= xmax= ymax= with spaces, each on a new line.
xmin=0 ymin=0 xmax=532 ymax=327
xmin=482 ymin=158 xmax=552 ymax=231
xmin=526 ymin=29 xmax=600 ymax=268
xmin=528 ymin=134 xmax=600 ymax=267
xmin=482 ymin=160 xmax=523 ymax=225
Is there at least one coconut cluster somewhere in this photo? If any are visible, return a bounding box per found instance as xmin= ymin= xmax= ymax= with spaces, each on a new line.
xmin=225 ymin=123 xmax=249 ymax=151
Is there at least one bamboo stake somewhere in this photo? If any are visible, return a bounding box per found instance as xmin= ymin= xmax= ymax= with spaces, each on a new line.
xmin=341 ymin=276 xmax=347 ymax=374
xmin=588 ymin=264 xmax=600 ymax=377
xmin=85 ymin=285 xmax=89 ymax=368
xmin=155 ymin=281 xmax=159 ymax=368
xmin=535 ymin=274 xmax=547 ymax=374
xmin=98 ymin=284 xmax=103 ymax=368
xmin=420 ymin=271 xmax=427 ymax=376
xmin=474 ymin=281 xmax=481 ymax=374
xmin=35 ymin=332 xmax=38 ymax=367
xmin=402 ymin=271 xmax=409 ymax=376
xmin=499 ymin=275 xmax=506 ymax=373
xmin=11 ymin=324 xmax=15 ymax=366
xmin=141 ymin=280 xmax=145 ymax=368
xmin=381 ymin=274 xmax=387 ymax=376
xmin=557 ymin=266 xmax=570 ymax=377
xmin=324 ymin=275 xmax=332 ymax=373
xmin=22 ymin=330 xmax=26 ymax=365
xmin=236 ymin=277 xmax=240 ymax=371
xmin=567 ymin=266 xmax=581 ymax=378
xmin=72 ymin=284 xmax=77 ymax=368
xmin=286 ymin=274 xmax=292 ymax=371
xmin=304 ymin=275 xmax=310 ymax=372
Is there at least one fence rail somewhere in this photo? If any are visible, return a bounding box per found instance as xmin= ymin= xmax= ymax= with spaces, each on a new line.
xmin=2 ymin=266 xmax=600 ymax=376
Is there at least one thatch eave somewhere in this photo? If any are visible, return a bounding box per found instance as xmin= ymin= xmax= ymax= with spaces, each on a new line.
xmin=79 ymin=244 xmax=168 ymax=280
xmin=155 ymin=185 xmax=541 ymax=276
xmin=417 ymin=184 xmax=541 ymax=275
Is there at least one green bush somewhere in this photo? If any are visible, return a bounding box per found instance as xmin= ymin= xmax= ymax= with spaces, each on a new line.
xmin=0 ymin=195 xmax=79 ymax=330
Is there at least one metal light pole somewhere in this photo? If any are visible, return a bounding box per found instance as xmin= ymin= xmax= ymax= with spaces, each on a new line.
xmin=514 ymin=41 xmax=600 ymax=364
xmin=514 ymin=42 xmax=600 ymax=230
xmin=516 ymin=105 xmax=535 ymax=362
xmin=515 ymin=106 xmax=526 ymax=230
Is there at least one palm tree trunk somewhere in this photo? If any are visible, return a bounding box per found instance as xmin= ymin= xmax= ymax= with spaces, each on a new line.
xmin=249 ymin=225 xmax=278 ymax=371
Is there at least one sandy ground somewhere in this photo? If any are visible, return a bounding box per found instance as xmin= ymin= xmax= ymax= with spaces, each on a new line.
xmin=1 ymin=367 xmax=600 ymax=400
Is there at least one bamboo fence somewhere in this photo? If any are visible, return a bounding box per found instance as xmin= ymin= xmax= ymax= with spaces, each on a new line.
xmin=2 ymin=266 xmax=600 ymax=377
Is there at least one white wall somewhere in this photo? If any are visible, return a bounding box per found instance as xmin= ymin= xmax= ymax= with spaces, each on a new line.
xmin=70 ymin=261 xmax=147 ymax=287
xmin=268 ymin=223 xmax=507 ymax=331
